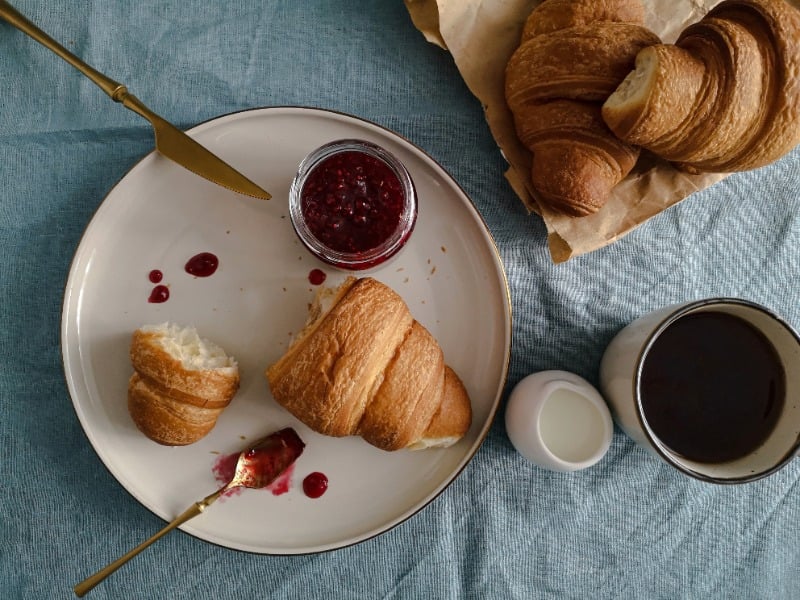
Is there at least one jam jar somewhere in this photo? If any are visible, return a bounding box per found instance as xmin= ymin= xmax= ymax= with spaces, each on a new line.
xmin=289 ymin=139 xmax=417 ymax=270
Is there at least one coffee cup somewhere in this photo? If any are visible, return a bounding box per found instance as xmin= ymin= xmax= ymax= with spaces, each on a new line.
xmin=599 ymin=298 xmax=800 ymax=483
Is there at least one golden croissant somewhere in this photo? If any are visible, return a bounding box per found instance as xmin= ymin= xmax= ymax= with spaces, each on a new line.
xmin=266 ymin=277 xmax=472 ymax=451
xmin=505 ymin=0 xmax=660 ymax=216
xmin=128 ymin=323 xmax=240 ymax=446
xmin=602 ymin=0 xmax=800 ymax=172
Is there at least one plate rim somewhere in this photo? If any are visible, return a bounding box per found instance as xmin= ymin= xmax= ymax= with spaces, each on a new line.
xmin=60 ymin=105 xmax=513 ymax=554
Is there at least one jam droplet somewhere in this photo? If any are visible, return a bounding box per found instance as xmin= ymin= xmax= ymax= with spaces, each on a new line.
xmin=302 ymin=472 xmax=328 ymax=498
xmin=185 ymin=252 xmax=219 ymax=277
xmin=300 ymin=151 xmax=405 ymax=254
xmin=148 ymin=269 xmax=163 ymax=283
xmin=308 ymin=268 xmax=327 ymax=285
xmin=148 ymin=285 xmax=169 ymax=303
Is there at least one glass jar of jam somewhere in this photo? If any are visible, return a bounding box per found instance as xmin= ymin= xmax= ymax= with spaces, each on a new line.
xmin=289 ymin=139 xmax=417 ymax=270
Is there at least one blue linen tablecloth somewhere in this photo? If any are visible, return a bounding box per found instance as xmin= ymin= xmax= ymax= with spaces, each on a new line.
xmin=1 ymin=1 xmax=799 ymax=598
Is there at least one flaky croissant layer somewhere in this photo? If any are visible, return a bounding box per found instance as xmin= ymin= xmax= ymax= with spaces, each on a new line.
xmin=602 ymin=0 xmax=800 ymax=172
xmin=266 ymin=278 xmax=472 ymax=451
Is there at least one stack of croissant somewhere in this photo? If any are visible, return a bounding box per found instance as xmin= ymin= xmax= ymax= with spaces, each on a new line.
xmin=127 ymin=281 xmax=472 ymax=452
xmin=505 ymin=0 xmax=800 ymax=217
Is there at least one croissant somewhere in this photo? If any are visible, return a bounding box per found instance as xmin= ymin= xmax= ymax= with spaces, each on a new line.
xmin=602 ymin=0 xmax=800 ymax=172
xmin=128 ymin=323 xmax=240 ymax=446
xmin=505 ymin=0 xmax=660 ymax=216
xmin=265 ymin=277 xmax=472 ymax=451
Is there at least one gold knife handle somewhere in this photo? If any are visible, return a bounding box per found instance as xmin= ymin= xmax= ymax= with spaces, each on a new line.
xmin=0 ymin=0 xmax=127 ymax=101
xmin=120 ymin=92 xmax=162 ymax=123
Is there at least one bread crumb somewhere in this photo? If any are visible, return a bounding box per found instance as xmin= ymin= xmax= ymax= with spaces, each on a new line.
xmin=441 ymin=246 xmax=446 ymax=253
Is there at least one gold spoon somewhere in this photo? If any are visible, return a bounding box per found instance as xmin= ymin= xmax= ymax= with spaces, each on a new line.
xmin=0 ymin=0 xmax=272 ymax=200
xmin=73 ymin=428 xmax=305 ymax=597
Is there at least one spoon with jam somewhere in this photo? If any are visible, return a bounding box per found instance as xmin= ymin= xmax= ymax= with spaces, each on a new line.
xmin=74 ymin=428 xmax=305 ymax=597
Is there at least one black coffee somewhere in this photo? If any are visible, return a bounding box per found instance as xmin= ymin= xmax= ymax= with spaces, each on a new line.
xmin=639 ymin=311 xmax=785 ymax=463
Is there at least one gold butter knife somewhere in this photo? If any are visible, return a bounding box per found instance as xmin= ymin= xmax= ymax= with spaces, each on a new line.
xmin=0 ymin=0 xmax=271 ymax=200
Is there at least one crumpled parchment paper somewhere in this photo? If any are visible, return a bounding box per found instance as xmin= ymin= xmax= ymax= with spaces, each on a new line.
xmin=405 ymin=0 xmax=729 ymax=262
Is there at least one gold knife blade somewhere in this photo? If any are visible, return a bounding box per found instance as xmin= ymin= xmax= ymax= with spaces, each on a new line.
xmin=120 ymin=92 xmax=271 ymax=200
xmin=0 ymin=0 xmax=271 ymax=200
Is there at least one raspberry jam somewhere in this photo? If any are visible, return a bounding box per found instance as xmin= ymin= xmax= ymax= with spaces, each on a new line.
xmin=148 ymin=284 xmax=169 ymax=303
xmin=308 ymin=268 xmax=327 ymax=285
xmin=302 ymin=472 xmax=328 ymax=499
xmin=290 ymin=139 xmax=416 ymax=271
xmin=185 ymin=252 xmax=219 ymax=277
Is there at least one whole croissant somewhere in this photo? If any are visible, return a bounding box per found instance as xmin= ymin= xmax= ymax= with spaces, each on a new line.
xmin=505 ymin=0 xmax=660 ymax=216
xmin=602 ymin=0 xmax=800 ymax=172
xmin=266 ymin=277 xmax=472 ymax=451
xmin=128 ymin=323 xmax=240 ymax=446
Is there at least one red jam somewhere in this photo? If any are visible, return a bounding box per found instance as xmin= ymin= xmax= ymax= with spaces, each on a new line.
xmin=308 ymin=268 xmax=327 ymax=285
xmin=148 ymin=285 xmax=169 ymax=303
xmin=148 ymin=269 xmax=163 ymax=283
xmin=185 ymin=252 xmax=219 ymax=277
xmin=211 ymin=428 xmax=305 ymax=498
xmin=300 ymin=151 xmax=405 ymax=255
xmin=302 ymin=472 xmax=328 ymax=498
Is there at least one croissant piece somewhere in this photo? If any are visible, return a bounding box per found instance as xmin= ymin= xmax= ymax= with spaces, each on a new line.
xmin=505 ymin=0 xmax=659 ymax=216
xmin=127 ymin=323 xmax=240 ymax=446
xmin=602 ymin=0 xmax=800 ymax=172
xmin=522 ymin=0 xmax=645 ymax=38
xmin=408 ymin=366 xmax=473 ymax=450
xmin=265 ymin=277 xmax=472 ymax=451
xmin=509 ymin=23 xmax=659 ymax=104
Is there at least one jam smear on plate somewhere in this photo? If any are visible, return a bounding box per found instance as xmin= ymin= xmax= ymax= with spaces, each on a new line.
xmin=211 ymin=428 xmax=306 ymax=499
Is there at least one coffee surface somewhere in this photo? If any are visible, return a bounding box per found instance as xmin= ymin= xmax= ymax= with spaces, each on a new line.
xmin=639 ymin=311 xmax=785 ymax=463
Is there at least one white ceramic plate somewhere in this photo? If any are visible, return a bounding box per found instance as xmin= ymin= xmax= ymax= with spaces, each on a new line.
xmin=62 ymin=107 xmax=511 ymax=554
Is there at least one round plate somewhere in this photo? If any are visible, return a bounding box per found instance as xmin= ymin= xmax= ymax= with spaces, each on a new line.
xmin=61 ymin=106 xmax=511 ymax=554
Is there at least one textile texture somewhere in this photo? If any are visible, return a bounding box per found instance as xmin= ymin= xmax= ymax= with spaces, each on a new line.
xmin=1 ymin=1 xmax=798 ymax=598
